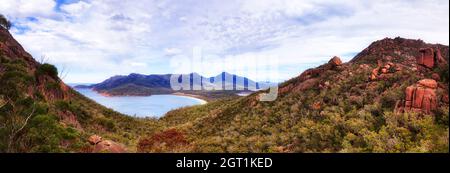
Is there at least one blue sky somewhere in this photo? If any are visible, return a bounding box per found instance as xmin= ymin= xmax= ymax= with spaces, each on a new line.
xmin=1 ymin=0 xmax=449 ymax=83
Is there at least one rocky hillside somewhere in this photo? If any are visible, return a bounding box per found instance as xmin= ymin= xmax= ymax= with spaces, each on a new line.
xmin=0 ymin=27 xmax=160 ymax=153
xmin=146 ymin=37 xmax=449 ymax=153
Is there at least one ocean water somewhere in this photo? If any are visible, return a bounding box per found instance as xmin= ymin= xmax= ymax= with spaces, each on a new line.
xmin=74 ymin=88 xmax=206 ymax=118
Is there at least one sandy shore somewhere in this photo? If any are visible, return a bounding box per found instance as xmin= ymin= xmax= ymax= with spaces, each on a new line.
xmin=91 ymin=89 xmax=208 ymax=104
xmin=171 ymin=92 xmax=208 ymax=104
xmin=98 ymin=91 xmax=113 ymax=97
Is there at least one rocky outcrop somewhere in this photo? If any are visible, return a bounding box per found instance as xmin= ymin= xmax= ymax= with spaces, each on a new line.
xmin=293 ymin=78 xmax=319 ymax=92
xmin=299 ymin=56 xmax=343 ymax=81
xmin=417 ymin=79 xmax=438 ymax=88
xmin=329 ymin=56 xmax=343 ymax=66
xmin=58 ymin=110 xmax=82 ymax=129
xmin=88 ymin=135 xmax=126 ymax=153
xmin=370 ymin=60 xmax=400 ymax=80
xmin=310 ymin=101 xmax=321 ymax=110
xmin=435 ymin=48 xmax=447 ymax=64
xmin=88 ymin=135 xmax=102 ymax=145
xmin=442 ymin=95 xmax=449 ymax=104
xmin=93 ymin=140 xmax=126 ymax=153
xmin=35 ymin=75 xmax=72 ymax=101
xmin=395 ymin=79 xmax=438 ymax=115
xmin=417 ymin=47 xmax=447 ymax=69
xmin=280 ymin=56 xmax=343 ymax=94
xmin=417 ymin=48 xmax=435 ymax=68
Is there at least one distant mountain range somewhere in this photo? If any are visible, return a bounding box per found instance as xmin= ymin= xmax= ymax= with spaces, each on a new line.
xmin=75 ymin=72 xmax=277 ymax=99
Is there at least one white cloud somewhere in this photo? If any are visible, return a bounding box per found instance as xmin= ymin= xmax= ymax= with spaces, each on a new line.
xmin=130 ymin=62 xmax=147 ymax=67
xmin=164 ymin=48 xmax=182 ymax=56
xmin=60 ymin=1 xmax=92 ymax=16
xmin=2 ymin=0 xmax=448 ymax=83
xmin=0 ymin=0 xmax=57 ymax=18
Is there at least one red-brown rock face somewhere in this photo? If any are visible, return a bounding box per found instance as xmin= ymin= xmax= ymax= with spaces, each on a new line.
xmin=87 ymin=135 xmax=126 ymax=153
xmin=417 ymin=48 xmax=435 ymax=68
xmin=0 ymin=28 xmax=37 ymax=69
xmin=417 ymin=79 xmax=438 ymax=88
xmin=279 ymin=56 xmax=343 ymax=95
xmin=88 ymin=135 xmax=102 ymax=145
xmin=93 ymin=140 xmax=126 ymax=153
xmin=416 ymin=47 xmax=448 ymax=69
xmin=329 ymin=56 xmax=343 ymax=66
xmin=396 ymin=79 xmax=438 ymax=115
xmin=370 ymin=61 xmax=398 ymax=81
xmin=435 ymin=48 xmax=448 ymax=65
xmin=443 ymin=95 xmax=449 ymax=104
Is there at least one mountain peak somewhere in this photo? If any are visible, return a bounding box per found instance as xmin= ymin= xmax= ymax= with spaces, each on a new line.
xmin=350 ymin=37 xmax=448 ymax=65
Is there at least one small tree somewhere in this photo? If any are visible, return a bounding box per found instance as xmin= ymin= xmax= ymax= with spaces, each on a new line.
xmin=36 ymin=63 xmax=59 ymax=79
xmin=0 ymin=14 xmax=12 ymax=30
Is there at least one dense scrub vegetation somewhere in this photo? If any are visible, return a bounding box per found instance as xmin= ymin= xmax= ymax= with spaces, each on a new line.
xmin=137 ymin=129 xmax=190 ymax=153
xmin=0 ymin=56 xmax=82 ymax=152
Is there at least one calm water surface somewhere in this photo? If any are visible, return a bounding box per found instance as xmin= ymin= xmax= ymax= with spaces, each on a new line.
xmin=74 ymin=88 xmax=206 ymax=118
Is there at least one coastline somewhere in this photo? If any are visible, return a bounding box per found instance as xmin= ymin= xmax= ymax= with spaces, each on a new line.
xmin=171 ymin=92 xmax=209 ymax=104
xmin=97 ymin=91 xmax=113 ymax=97
xmin=83 ymin=88 xmax=208 ymax=104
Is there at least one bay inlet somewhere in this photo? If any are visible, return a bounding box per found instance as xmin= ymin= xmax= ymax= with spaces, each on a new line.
xmin=74 ymin=88 xmax=206 ymax=118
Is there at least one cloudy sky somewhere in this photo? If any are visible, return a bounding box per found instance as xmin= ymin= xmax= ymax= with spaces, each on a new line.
xmin=1 ymin=0 xmax=449 ymax=83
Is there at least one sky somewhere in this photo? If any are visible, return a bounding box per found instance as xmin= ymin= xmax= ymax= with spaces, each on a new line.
xmin=1 ymin=0 xmax=449 ymax=83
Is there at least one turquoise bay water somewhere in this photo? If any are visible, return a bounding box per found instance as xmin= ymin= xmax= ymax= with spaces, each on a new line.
xmin=74 ymin=88 xmax=206 ymax=118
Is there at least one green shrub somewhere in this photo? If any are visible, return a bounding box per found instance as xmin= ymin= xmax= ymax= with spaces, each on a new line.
xmin=0 ymin=65 xmax=33 ymax=100
xmin=435 ymin=65 xmax=449 ymax=84
xmin=45 ymin=82 xmax=60 ymax=90
xmin=435 ymin=106 xmax=449 ymax=126
xmin=95 ymin=117 xmax=117 ymax=132
xmin=34 ymin=102 xmax=49 ymax=115
xmin=380 ymin=90 xmax=403 ymax=109
xmin=26 ymin=114 xmax=79 ymax=152
xmin=36 ymin=63 xmax=58 ymax=79
xmin=55 ymin=100 xmax=70 ymax=110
